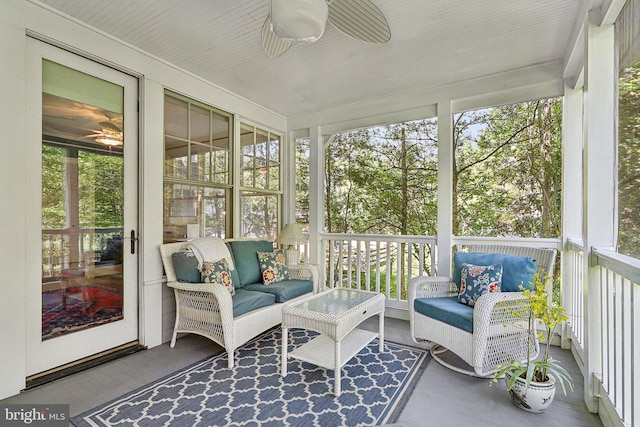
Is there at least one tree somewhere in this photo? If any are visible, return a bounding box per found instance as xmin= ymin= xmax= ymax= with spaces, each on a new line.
xmin=454 ymin=99 xmax=562 ymax=238
xmin=618 ymin=65 xmax=640 ymax=258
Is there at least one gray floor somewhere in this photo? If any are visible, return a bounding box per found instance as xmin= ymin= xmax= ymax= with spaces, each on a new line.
xmin=2 ymin=317 xmax=602 ymax=427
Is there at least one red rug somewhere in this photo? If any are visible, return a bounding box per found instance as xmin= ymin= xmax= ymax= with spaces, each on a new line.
xmin=42 ymin=285 xmax=123 ymax=340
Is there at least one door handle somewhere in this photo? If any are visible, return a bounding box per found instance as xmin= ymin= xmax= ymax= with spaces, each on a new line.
xmin=130 ymin=229 xmax=139 ymax=255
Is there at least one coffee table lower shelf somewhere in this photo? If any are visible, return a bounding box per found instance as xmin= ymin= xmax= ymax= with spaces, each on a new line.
xmin=288 ymin=328 xmax=378 ymax=371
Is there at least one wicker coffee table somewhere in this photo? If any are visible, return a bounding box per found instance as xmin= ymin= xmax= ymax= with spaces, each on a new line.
xmin=281 ymin=288 xmax=385 ymax=396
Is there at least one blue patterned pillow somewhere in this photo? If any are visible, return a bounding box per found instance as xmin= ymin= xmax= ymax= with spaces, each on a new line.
xmin=200 ymin=258 xmax=235 ymax=296
xmin=458 ymin=263 xmax=502 ymax=307
xmin=257 ymin=250 xmax=289 ymax=285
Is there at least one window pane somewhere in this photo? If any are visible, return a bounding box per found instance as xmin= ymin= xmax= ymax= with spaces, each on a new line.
xmin=268 ymin=133 xmax=280 ymax=191
xmin=268 ymin=164 xmax=280 ymax=191
xmin=163 ymin=183 xmax=227 ymax=241
xmin=453 ymin=99 xmax=562 ymax=238
xmin=212 ymin=148 xmax=229 ymax=184
xmin=189 ymin=142 xmax=211 ymax=182
xmin=240 ymin=191 xmax=279 ymax=240
xmin=164 ymin=136 xmax=188 ymax=179
xmin=255 ymin=130 xmax=268 ymax=190
xmin=295 ymin=138 xmax=310 ymax=230
xmin=190 ymin=105 xmax=210 ymax=144
xmin=165 ymin=96 xmax=188 ymax=139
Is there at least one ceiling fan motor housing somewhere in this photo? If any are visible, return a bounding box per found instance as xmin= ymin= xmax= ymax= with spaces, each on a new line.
xmin=271 ymin=0 xmax=328 ymax=43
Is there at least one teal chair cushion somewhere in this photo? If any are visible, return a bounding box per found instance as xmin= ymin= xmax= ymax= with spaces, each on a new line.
xmin=232 ymin=288 xmax=276 ymax=317
xmin=414 ymin=296 xmax=474 ymax=333
xmin=453 ymin=252 xmax=537 ymax=292
xmin=226 ymin=240 xmax=274 ymax=287
xmin=244 ymin=280 xmax=313 ymax=303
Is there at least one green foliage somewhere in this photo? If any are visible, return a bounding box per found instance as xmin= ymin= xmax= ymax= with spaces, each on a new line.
xmin=42 ymin=144 xmax=124 ymax=230
xmin=492 ymin=274 xmax=574 ymax=395
xmin=618 ymin=65 xmax=640 ymax=258
xmin=42 ymin=145 xmax=66 ymax=228
xmin=454 ymin=99 xmax=562 ymax=238
xmin=320 ymin=98 xmax=563 ymax=240
xmin=324 ymin=120 xmax=439 ymax=236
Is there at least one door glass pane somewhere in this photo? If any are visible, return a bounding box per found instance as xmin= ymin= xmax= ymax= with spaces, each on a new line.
xmin=41 ymin=61 xmax=125 ymax=340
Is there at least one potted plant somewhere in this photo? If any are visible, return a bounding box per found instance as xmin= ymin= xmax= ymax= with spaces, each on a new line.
xmin=492 ymin=273 xmax=574 ymax=413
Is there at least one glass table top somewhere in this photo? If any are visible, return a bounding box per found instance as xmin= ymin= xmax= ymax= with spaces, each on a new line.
xmin=293 ymin=288 xmax=379 ymax=317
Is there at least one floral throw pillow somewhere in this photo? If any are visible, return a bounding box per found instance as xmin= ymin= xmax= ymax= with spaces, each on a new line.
xmin=458 ymin=263 xmax=502 ymax=307
xmin=257 ymin=250 xmax=289 ymax=285
xmin=200 ymin=258 xmax=235 ymax=296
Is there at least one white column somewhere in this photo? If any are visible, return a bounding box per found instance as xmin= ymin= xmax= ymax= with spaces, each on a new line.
xmin=561 ymin=84 xmax=583 ymax=349
xmin=140 ymin=79 xmax=165 ymax=348
xmin=282 ymin=130 xmax=296 ymax=224
xmin=308 ymin=126 xmax=324 ymax=267
xmin=437 ymin=101 xmax=453 ymax=276
xmin=582 ymin=14 xmax=616 ymax=413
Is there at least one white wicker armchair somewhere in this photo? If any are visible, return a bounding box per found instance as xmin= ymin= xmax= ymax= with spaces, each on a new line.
xmin=408 ymin=245 xmax=557 ymax=377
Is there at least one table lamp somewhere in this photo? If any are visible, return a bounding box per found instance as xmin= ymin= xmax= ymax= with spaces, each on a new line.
xmin=275 ymin=223 xmax=306 ymax=265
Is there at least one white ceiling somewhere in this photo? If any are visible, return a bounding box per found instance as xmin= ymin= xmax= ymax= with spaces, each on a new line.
xmin=36 ymin=0 xmax=584 ymax=121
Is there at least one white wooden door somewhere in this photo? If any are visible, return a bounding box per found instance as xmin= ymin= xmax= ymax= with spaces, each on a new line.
xmin=25 ymin=39 xmax=139 ymax=376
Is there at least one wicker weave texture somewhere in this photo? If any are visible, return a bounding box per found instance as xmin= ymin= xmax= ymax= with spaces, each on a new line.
xmin=408 ymin=244 xmax=556 ymax=377
xmin=281 ymin=288 xmax=385 ymax=396
xmin=159 ymin=237 xmax=319 ymax=369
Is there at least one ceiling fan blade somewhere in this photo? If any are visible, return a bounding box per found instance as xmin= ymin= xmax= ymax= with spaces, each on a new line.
xmin=328 ymin=0 xmax=391 ymax=44
xmin=262 ymin=15 xmax=292 ymax=58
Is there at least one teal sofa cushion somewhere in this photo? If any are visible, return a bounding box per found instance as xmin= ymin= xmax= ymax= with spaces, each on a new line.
xmin=414 ymin=296 xmax=474 ymax=333
xmin=232 ymin=289 xmax=276 ymax=317
xmin=226 ymin=240 xmax=274 ymax=287
xmin=244 ymin=279 xmax=313 ymax=303
xmin=453 ymin=252 xmax=537 ymax=292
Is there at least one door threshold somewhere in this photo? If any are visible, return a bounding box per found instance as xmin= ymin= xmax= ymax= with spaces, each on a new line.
xmin=25 ymin=341 xmax=146 ymax=390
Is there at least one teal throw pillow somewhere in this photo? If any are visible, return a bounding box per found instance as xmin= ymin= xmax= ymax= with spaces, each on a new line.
xmin=200 ymin=258 xmax=235 ymax=296
xmin=453 ymin=252 xmax=537 ymax=292
xmin=458 ymin=263 xmax=502 ymax=307
xmin=257 ymin=250 xmax=289 ymax=285
xmin=171 ymin=250 xmax=200 ymax=283
xmin=227 ymin=240 xmax=274 ymax=286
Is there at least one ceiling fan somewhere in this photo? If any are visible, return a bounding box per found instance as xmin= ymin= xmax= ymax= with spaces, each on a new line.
xmin=262 ymin=0 xmax=391 ymax=58
xmin=85 ymin=111 xmax=123 ymax=147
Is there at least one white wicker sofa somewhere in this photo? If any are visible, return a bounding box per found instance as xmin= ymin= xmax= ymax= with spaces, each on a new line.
xmin=408 ymin=244 xmax=557 ymax=377
xmin=160 ymin=237 xmax=320 ymax=368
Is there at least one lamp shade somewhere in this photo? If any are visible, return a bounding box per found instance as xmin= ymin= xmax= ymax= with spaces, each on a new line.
xmin=271 ymin=0 xmax=328 ymax=43
xmin=275 ymin=223 xmax=306 ymax=247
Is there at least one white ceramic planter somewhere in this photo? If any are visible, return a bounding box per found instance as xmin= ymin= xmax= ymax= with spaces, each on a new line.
xmin=504 ymin=372 xmax=556 ymax=413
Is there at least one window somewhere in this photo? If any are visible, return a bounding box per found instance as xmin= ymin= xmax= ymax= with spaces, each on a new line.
xmin=324 ymin=120 xmax=438 ymax=235
xmin=163 ymin=92 xmax=232 ymax=241
xmin=453 ymin=99 xmax=562 ymax=238
xmin=239 ymin=123 xmax=282 ymax=239
xmin=295 ymin=137 xmax=310 ymax=231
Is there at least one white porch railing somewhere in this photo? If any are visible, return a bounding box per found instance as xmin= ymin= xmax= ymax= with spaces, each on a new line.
xmin=320 ymin=233 xmax=437 ymax=309
xmin=592 ymin=248 xmax=640 ymax=427
xmin=42 ymin=227 xmax=122 ymax=279
xmin=564 ymin=238 xmax=586 ymax=354
xmin=565 ymin=240 xmax=639 ymax=427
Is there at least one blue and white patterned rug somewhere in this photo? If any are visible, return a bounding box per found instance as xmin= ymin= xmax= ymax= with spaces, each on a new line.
xmin=72 ymin=327 xmax=429 ymax=427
